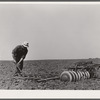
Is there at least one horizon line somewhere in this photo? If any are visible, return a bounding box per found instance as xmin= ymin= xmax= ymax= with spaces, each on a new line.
xmin=0 ymin=58 xmax=99 ymax=61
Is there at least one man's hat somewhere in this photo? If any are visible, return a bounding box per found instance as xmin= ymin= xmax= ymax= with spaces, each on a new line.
xmin=22 ymin=41 xmax=29 ymax=48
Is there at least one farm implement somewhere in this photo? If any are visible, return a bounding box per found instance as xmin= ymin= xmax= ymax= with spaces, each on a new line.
xmin=3 ymin=70 xmax=91 ymax=83
xmin=35 ymin=61 xmax=100 ymax=82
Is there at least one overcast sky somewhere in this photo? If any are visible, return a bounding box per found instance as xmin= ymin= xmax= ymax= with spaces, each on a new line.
xmin=0 ymin=3 xmax=100 ymax=60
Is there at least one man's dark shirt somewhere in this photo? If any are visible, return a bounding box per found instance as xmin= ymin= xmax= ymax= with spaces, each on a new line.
xmin=12 ymin=45 xmax=28 ymax=62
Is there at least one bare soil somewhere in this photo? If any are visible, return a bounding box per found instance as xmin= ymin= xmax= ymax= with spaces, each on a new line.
xmin=0 ymin=59 xmax=100 ymax=90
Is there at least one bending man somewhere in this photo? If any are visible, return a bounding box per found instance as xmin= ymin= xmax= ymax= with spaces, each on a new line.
xmin=12 ymin=41 xmax=29 ymax=76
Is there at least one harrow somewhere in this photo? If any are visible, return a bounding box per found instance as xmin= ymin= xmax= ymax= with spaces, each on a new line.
xmin=36 ymin=70 xmax=90 ymax=82
xmin=2 ymin=69 xmax=90 ymax=83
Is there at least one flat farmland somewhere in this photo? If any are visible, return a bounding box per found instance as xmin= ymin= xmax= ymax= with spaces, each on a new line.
xmin=0 ymin=59 xmax=100 ymax=90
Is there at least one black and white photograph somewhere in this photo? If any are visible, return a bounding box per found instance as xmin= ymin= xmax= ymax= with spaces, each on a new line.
xmin=0 ymin=2 xmax=100 ymax=91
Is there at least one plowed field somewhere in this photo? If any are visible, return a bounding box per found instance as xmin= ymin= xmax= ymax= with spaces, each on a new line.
xmin=0 ymin=59 xmax=100 ymax=90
